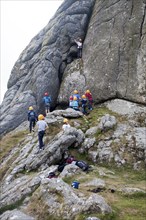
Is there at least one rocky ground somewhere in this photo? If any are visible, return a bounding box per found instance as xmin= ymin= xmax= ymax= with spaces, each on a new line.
xmin=0 ymin=99 xmax=146 ymax=220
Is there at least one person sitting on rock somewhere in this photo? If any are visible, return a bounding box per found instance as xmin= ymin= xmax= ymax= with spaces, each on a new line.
xmin=36 ymin=114 xmax=48 ymax=151
xmin=85 ymin=90 xmax=93 ymax=110
xmin=62 ymin=118 xmax=71 ymax=131
xmin=43 ymin=92 xmax=52 ymax=115
xmin=74 ymin=37 xmax=83 ymax=58
xmin=27 ymin=106 xmax=37 ymax=133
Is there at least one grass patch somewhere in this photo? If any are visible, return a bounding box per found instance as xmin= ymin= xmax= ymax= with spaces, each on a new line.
xmin=110 ymin=192 xmax=146 ymax=220
xmin=74 ymin=211 xmax=117 ymax=220
xmin=0 ymin=130 xmax=27 ymax=162
xmin=27 ymin=188 xmax=62 ymax=220
xmin=45 ymin=123 xmax=62 ymax=143
xmin=0 ymin=198 xmax=25 ymax=215
xmin=0 ymin=151 xmax=19 ymax=180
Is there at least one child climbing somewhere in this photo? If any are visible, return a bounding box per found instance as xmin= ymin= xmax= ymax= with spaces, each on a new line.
xmin=85 ymin=90 xmax=93 ymax=110
xmin=62 ymin=118 xmax=71 ymax=131
xmin=36 ymin=114 xmax=48 ymax=151
xmin=27 ymin=106 xmax=37 ymax=133
xmin=43 ymin=92 xmax=52 ymax=115
xmin=81 ymin=95 xmax=87 ymax=114
xmin=74 ymin=37 xmax=83 ymax=58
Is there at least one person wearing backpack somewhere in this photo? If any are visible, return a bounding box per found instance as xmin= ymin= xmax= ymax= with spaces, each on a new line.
xmin=28 ymin=106 xmax=37 ymax=133
xmin=43 ymin=92 xmax=52 ymax=115
xmin=36 ymin=114 xmax=48 ymax=151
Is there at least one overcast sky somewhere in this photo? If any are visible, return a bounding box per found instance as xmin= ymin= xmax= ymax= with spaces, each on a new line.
xmin=1 ymin=0 xmax=63 ymax=103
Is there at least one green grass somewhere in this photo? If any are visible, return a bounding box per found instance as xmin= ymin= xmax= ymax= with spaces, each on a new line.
xmin=0 ymin=198 xmax=25 ymax=215
xmin=0 ymin=130 xmax=27 ymax=161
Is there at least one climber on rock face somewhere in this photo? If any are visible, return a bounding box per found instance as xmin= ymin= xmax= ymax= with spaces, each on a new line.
xmin=43 ymin=92 xmax=52 ymax=115
xmin=85 ymin=90 xmax=93 ymax=110
xmin=74 ymin=37 xmax=83 ymax=58
xmin=36 ymin=114 xmax=48 ymax=151
xmin=27 ymin=106 xmax=37 ymax=133
xmin=62 ymin=118 xmax=71 ymax=131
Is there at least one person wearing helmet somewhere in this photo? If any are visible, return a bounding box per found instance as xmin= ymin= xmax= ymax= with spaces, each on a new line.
xmin=62 ymin=118 xmax=71 ymax=131
xmin=73 ymin=90 xmax=81 ymax=102
xmin=36 ymin=114 xmax=48 ymax=151
xmin=85 ymin=90 xmax=93 ymax=110
xmin=81 ymin=95 xmax=87 ymax=114
xmin=28 ymin=106 xmax=37 ymax=133
xmin=43 ymin=92 xmax=52 ymax=115
xmin=69 ymin=96 xmax=73 ymax=108
xmin=72 ymin=96 xmax=80 ymax=111
xmin=74 ymin=37 xmax=83 ymax=58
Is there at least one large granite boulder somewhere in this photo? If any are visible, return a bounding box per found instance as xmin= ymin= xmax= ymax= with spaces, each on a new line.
xmin=0 ymin=0 xmax=145 ymax=136
xmin=0 ymin=0 xmax=95 ymax=136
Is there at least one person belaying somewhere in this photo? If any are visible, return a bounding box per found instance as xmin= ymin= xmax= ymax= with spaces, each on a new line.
xmin=36 ymin=114 xmax=48 ymax=151
xmin=69 ymin=95 xmax=73 ymax=108
xmin=72 ymin=96 xmax=80 ymax=111
xmin=74 ymin=37 xmax=83 ymax=58
xmin=81 ymin=95 xmax=87 ymax=114
xmin=28 ymin=106 xmax=37 ymax=133
xmin=43 ymin=92 xmax=52 ymax=115
xmin=62 ymin=118 xmax=71 ymax=131
xmin=85 ymin=90 xmax=93 ymax=110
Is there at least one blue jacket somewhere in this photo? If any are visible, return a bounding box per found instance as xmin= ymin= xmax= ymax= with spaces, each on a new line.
xmin=72 ymin=100 xmax=79 ymax=110
xmin=73 ymin=94 xmax=81 ymax=101
xmin=43 ymin=96 xmax=52 ymax=105
xmin=28 ymin=110 xmax=37 ymax=121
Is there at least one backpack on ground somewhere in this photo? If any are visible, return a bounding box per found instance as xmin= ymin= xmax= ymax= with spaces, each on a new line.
xmin=75 ymin=160 xmax=89 ymax=171
xmin=57 ymin=163 xmax=67 ymax=172
xmin=47 ymin=172 xmax=57 ymax=179
xmin=65 ymin=156 xmax=76 ymax=164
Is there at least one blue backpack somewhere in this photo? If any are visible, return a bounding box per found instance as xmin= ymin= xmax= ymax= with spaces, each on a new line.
xmin=43 ymin=96 xmax=51 ymax=104
xmin=28 ymin=111 xmax=35 ymax=120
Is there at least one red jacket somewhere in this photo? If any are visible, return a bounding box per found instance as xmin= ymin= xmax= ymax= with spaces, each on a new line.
xmin=85 ymin=92 xmax=93 ymax=101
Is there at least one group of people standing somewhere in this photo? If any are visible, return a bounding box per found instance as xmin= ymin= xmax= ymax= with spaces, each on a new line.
xmin=69 ymin=89 xmax=93 ymax=115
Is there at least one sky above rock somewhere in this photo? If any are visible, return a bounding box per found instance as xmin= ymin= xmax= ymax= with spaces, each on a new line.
xmin=1 ymin=0 xmax=63 ymax=103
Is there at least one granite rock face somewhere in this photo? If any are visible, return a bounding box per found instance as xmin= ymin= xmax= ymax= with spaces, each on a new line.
xmin=0 ymin=0 xmax=145 ymax=136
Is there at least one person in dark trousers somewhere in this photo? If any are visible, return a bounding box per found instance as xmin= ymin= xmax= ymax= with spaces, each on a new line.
xmin=36 ymin=114 xmax=48 ymax=151
xmin=85 ymin=90 xmax=93 ymax=110
xmin=81 ymin=95 xmax=87 ymax=114
xmin=43 ymin=92 xmax=52 ymax=115
xmin=28 ymin=106 xmax=37 ymax=133
xmin=74 ymin=38 xmax=83 ymax=58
